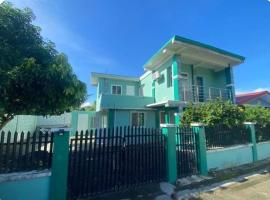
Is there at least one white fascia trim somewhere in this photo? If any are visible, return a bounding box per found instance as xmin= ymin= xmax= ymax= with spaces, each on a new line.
xmin=140 ymin=70 xmax=152 ymax=80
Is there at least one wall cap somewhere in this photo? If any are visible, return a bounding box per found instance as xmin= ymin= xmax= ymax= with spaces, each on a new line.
xmin=160 ymin=124 xmax=178 ymax=128
xmin=190 ymin=122 xmax=204 ymax=126
xmin=51 ymin=128 xmax=71 ymax=133
xmin=0 ymin=170 xmax=51 ymax=183
xmin=243 ymin=122 xmax=256 ymax=125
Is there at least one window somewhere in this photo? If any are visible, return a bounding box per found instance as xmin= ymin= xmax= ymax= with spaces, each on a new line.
xmin=131 ymin=112 xmax=145 ymax=127
xmin=167 ymin=66 xmax=172 ymax=87
xmin=139 ymin=85 xmax=144 ymax=96
xmin=111 ymin=85 xmax=122 ymax=95
xmin=126 ymin=85 xmax=135 ymax=96
xmin=160 ymin=111 xmax=165 ymax=124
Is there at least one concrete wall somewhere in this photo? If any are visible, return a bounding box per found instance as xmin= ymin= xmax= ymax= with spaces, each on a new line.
xmin=0 ymin=172 xmax=50 ymax=200
xmin=1 ymin=115 xmax=37 ymax=133
xmin=207 ymin=144 xmax=253 ymax=170
xmin=257 ymin=141 xmax=270 ymax=160
xmin=37 ymin=112 xmax=71 ymax=127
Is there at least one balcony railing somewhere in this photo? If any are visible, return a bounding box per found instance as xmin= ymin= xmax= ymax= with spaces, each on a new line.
xmin=180 ymin=85 xmax=232 ymax=103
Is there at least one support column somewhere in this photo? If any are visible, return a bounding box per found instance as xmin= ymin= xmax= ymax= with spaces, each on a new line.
xmin=172 ymin=55 xmax=180 ymax=101
xmin=152 ymin=80 xmax=156 ymax=102
xmin=225 ymin=65 xmax=236 ymax=103
xmin=191 ymin=123 xmax=208 ymax=176
xmin=244 ymin=122 xmax=258 ymax=162
xmin=108 ymin=109 xmax=115 ymax=129
xmin=172 ymin=55 xmax=182 ymax=125
xmin=161 ymin=124 xmax=177 ymax=183
xmin=71 ymin=111 xmax=78 ymax=136
xmin=50 ymin=129 xmax=70 ymax=200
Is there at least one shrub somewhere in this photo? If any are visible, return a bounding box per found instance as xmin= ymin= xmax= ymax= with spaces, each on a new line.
xmin=181 ymin=100 xmax=245 ymax=127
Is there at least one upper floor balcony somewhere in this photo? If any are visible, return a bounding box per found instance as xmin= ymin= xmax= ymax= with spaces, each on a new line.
xmin=180 ymin=85 xmax=232 ymax=103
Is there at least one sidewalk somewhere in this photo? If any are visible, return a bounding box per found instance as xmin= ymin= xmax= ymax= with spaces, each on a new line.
xmin=86 ymin=158 xmax=270 ymax=200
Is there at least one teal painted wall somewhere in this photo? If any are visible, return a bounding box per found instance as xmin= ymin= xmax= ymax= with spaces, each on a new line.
xmin=154 ymin=58 xmax=174 ymax=102
xmin=113 ymin=110 xmax=156 ymax=128
xmin=37 ymin=112 xmax=71 ymax=127
xmin=257 ymin=141 xmax=270 ymax=160
xmin=207 ymin=145 xmax=253 ymax=170
xmin=99 ymin=94 xmax=154 ymax=109
xmin=0 ymin=176 xmax=50 ymax=200
xmin=140 ymin=72 xmax=153 ymax=97
xmin=97 ymin=78 xmax=140 ymax=96
xmin=1 ymin=115 xmax=37 ymax=133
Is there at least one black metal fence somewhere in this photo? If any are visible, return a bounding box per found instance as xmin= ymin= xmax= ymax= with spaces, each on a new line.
xmin=0 ymin=131 xmax=53 ymax=174
xmin=205 ymin=125 xmax=250 ymax=149
xmin=176 ymin=127 xmax=198 ymax=178
xmin=68 ymin=127 xmax=166 ymax=199
xmin=255 ymin=124 xmax=270 ymax=143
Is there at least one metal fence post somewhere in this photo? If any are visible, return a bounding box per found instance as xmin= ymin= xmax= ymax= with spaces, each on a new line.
xmin=191 ymin=123 xmax=208 ymax=176
xmin=244 ymin=122 xmax=258 ymax=162
xmin=161 ymin=124 xmax=177 ymax=183
xmin=50 ymin=129 xmax=70 ymax=200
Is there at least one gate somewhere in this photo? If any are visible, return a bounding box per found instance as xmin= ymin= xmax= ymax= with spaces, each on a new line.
xmin=176 ymin=127 xmax=198 ymax=178
xmin=68 ymin=127 xmax=166 ymax=199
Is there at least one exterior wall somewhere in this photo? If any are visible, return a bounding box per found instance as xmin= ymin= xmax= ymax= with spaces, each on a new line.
xmin=113 ymin=110 xmax=156 ymax=128
xmin=36 ymin=112 xmax=71 ymax=127
xmin=140 ymin=71 xmax=153 ymax=97
xmin=1 ymin=115 xmax=37 ymax=133
xmin=99 ymin=94 xmax=154 ymax=109
xmin=154 ymin=58 xmax=174 ymax=102
xmin=0 ymin=175 xmax=50 ymax=200
xmin=207 ymin=144 xmax=253 ymax=170
xmin=257 ymin=141 xmax=270 ymax=160
xmin=97 ymin=78 xmax=140 ymax=96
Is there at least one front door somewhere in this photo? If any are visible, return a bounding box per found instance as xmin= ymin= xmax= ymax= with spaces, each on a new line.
xmin=196 ymin=77 xmax=204 ymax=102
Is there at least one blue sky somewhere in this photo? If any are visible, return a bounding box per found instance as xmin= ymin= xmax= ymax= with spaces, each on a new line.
xmin=8 ymin=0 xmax=270 ymax=105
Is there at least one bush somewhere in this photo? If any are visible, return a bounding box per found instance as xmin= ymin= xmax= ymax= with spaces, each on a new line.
xmin=181 ymin=100 xmax=245 ymax=127
xmin=243 ymin=105 xmax=270 ymax=127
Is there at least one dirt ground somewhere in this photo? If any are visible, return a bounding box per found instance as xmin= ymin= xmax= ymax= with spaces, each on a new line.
xmin=199 ymin=173 xmax=270 ymax=200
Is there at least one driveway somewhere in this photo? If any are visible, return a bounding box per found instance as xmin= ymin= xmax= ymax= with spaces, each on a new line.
xmin=199 ymin=173 xmax=270 ymax=200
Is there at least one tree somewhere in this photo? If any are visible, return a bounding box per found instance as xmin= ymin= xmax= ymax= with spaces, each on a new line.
xmin=181 ymin=100 xmax=245 ymax=127
xmin=0 ymin=2 xmax=87 ymax=129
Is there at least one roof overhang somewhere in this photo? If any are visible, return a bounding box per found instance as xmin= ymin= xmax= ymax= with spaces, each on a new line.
xmin=91 ymin=72 xmax=140 ymax=86
xmin=144 ymin=35 xmax=245 ymax=71
xmin=147 ymin=100 xmax=186 ymax=108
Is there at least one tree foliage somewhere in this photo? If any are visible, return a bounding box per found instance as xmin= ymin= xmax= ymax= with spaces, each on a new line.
xmin=181 ymin=100 xmax=245 ymax=127
xmin=0 ymin=2 xmax=87 ymax=129
xmin=243 ymin=105 xmax=270 ymax=127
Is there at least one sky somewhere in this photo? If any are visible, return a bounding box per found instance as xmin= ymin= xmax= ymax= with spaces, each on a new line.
xmin=6 ymin=0 xmax=270 ymax=105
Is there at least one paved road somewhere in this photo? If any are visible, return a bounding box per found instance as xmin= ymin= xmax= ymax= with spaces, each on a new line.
xmin=199 ymin=173 xmax=270 ymax=200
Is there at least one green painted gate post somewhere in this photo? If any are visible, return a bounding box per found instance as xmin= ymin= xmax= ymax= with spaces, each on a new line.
xmin=161 ymin=124 xmax=177 ymax=183
xmin=50 ymin=129 xmax=70 ymax=200
xmin=191 ymin=123 xmax=208 ymax=176
xmin=244 ymin=122 xmax=258 ymax=162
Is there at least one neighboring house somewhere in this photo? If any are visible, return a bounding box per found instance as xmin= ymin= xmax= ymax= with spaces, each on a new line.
xmin=91 ymin=35 xmax=245 ymax=128
xmin=236 ymin=91 xmax=270 ymax=108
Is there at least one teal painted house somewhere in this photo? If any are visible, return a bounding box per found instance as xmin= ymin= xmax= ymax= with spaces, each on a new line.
xmin=91 ymin=35 xmax=245 ymax=128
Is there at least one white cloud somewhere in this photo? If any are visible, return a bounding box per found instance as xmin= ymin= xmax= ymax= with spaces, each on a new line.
xmin=80 ymin=102 xmax=93 ymax=108
xmin=0 ymin=0 xmax=5 ymax=4
xmin=236 ymin=88 xmax=270 ymax=95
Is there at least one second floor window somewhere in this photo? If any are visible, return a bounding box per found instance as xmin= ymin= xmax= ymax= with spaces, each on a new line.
xmin=111 ymin=85 xmax=122 ymax=95
xmin=167 ymin=66 xmax=172 ymax=87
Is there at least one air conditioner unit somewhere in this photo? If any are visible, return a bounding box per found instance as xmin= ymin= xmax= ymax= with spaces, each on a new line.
xmin=152 ymin=71 xmax=160 ymax=80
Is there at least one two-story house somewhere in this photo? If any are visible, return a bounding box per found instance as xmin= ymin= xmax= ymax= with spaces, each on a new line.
xmin=91 ymin=35 xmax=245 ymax=128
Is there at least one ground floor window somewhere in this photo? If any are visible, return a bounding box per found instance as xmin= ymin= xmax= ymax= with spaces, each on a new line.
xmin=131 ymin=112 xmax=145 ymax=127
xmin=159 ymin=111 xmax=175 ymax=124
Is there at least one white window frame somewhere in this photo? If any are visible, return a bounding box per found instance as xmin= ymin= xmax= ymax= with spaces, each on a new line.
xmin=130 ymin=111 xmax=146 ymax=127
xmin=126 ymin=85 xmax=135 ymax=96
xmin=111 ymin=85 xmax=122 ymax=95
